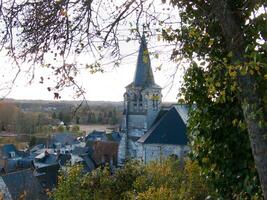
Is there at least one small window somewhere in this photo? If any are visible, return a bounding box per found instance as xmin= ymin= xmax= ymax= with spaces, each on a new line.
xmin=10 ymin=151 xmax=16 ymax=158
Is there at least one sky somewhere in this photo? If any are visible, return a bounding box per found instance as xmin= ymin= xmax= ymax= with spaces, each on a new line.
xmin=0 ymin=40 xmax=186 ymax=102
xmin=0 ymin=1 xmax=186 ymax=102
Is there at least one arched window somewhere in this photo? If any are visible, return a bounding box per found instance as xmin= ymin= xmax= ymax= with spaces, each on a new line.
xmin=152 ymin=94 xmax=156 ymax=110
xmin=139 ymin=94 xmax=143 ymax=106
xmin=133 ymin=93 xmax=137 ymax=107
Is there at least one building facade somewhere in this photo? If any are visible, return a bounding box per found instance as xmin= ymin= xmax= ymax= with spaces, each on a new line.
xmin=118 ymin=34 xmax=162 ymax=165
xmin=118 ymin=35 xmax=189 ymax=165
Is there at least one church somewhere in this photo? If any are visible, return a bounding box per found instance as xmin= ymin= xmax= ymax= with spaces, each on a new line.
xmin=117 ymin=34 xmax=189 ymax=165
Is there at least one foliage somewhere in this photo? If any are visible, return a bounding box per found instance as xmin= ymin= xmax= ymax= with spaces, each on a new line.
xmin=52 ymin=105 xmax=121 ymax=125
xmin=71 ymin=125 xmax=80 ymax=133
xmin=29 ymin=136 xmax=37 ymax=147
xmin=0 ymin=101 xmax=52 ymax=134
xmin=54 ymin=159 xmax=215 ymax=200
xmin=162 ymin=0 xmax=266 ymax=198
xmin=179 ymin=63 xmax=263 ymax=199
xmin=0 ymin=101 xmax=19 ymax=131
xmin=57 ymin=125 xmax=65 ymax=132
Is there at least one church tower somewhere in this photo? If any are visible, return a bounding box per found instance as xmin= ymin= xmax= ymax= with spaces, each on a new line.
xmin=118 ymin=34 xmax=162 ymax=165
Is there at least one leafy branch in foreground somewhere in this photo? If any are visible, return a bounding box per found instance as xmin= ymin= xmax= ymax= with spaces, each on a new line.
xmin=0 ymin=0 xmax=173 ymax=98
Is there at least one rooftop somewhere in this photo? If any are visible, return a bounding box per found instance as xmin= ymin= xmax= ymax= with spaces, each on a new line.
xmin=138 ymin=105 xmax=189 ymax=145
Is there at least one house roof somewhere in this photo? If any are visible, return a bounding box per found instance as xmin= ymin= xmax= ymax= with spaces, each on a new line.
xmin=110 ymin=132 xmax=121 ymax=142
xmin=85 ymin=130 xmax=108 ymax=142
xmin=34 ymin=164 xmax=60 ymax=190
xmin=0 ymin=144 xmax=18 ymax=158
xmin=80 ymin=155 xmax=96 ymax=172
xmin=52 ymin=132 xmax=77 ymax=145
xmin=130 ymin=34 xmax=160 ymax=89
xmin=72 ymin=146 xmax=93 ymax=156
xmin=175 ymin=104 xmax=189 ymax=124
xmin=138 ymin=105 xmax=188 ymax=145
xmin=30 ymin=144 xmax=45 ymax=154
xmin=1 ymin=169 xmax=46 ymax=200
xmin=34 ymin=152 xmax=59 ymax=168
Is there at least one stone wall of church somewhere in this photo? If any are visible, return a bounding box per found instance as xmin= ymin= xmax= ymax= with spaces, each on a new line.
xmin=141 ymin=144 xmax=189 ymax=164
xmin=117 ymin=132 xmax=145 ymax=166
xmin=143 ymin=88 xmax=161 ymax=128
xmin=128 ymin=115 xmax=147 ymax=131
xmin=117 ymin=133 xmax=126 ymax=166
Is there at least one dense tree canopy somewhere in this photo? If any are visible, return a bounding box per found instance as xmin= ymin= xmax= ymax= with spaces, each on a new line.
xmin=53 ymin=159 xmax=214 ymax=200
xmin=180 ymin=64 xmax=263 ymax=199
xmin=164 ymin=0 xmax=267 ymax=198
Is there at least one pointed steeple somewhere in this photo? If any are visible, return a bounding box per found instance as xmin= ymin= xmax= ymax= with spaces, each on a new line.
xmin=133 ymin=34 xmax=155 ymax=88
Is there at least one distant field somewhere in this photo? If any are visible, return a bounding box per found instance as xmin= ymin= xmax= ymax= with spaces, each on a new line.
xmin=78 ymin=124 xmax=117 ymax=133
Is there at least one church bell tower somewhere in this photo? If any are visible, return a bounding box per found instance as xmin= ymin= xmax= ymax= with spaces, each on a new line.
xmin=118 ymin=34 xmax=162 ymax=165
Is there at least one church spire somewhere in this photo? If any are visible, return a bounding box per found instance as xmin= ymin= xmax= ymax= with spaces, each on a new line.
xmin=133 ymin=34 xmax=155 ymax=88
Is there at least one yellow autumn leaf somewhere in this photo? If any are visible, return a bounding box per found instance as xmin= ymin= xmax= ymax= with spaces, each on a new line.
xmin=157 ymin=34 xmax=161 ymax=41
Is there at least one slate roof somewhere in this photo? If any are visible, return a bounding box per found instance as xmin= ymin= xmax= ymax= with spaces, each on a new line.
xmin=110 ymin=132 xmax=121 ymax=142
xmin=138 ymin=105 xmax=189 ymax=145
xmin=34 ymin=164 xmax=60 ymax=190
xmin=51 ymin=132 xmax=78 ymax=146
xmin=80 ymin=155 xmax=96 ymax=172
xmin=175 ymin=104 xmax=189 ymax=124
xmin=30 ymin=144 xmax=45 ymax=154
xmin=1 ymin=169 xmax=46 ymax=200
xmin=34 ymin=152 xmax=59 ymax=168
xmin=130 ymin=34 xmax=160 ymax=89
xmin=85 ymin=130 xmax=108 ymax=142
xmin=0 ymin=144 xmax=19 ymax=158
xmin=72 ymin=146 xmax=93 ymax=156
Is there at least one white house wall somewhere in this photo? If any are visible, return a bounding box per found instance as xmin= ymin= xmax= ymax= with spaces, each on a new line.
xmin=141 ymin=144 xmax=189 ymax=164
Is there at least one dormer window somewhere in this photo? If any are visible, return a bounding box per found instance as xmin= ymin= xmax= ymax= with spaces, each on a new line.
xmin=10 ymin=151 xmax=16 ymax=158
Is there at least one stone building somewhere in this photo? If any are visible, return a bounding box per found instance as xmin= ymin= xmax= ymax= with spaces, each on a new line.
xmin=138 ymin=105 xmax=189 ymax=163
xmin=118 ymin=35 xmax=189 ymax=165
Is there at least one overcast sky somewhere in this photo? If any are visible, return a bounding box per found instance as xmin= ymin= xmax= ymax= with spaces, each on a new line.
xmin=0 ymin=39 xmax=185 ymax=102
xmin=0 ymin=1 xmax=185 ymax=102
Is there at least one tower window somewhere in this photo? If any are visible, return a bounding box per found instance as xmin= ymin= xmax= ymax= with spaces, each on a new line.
xmin=139 ymin=94 xmax=143 ymax=107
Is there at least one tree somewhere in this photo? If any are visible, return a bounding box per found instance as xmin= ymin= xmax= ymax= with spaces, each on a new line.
xmin=52 ymin=112 xmax=57 ymax=119
xmin=0 ymin=102 xmax=19 ymax=131
xmin=163 ymin=1 xmax=267 ymax=197
xmin=180 ymin=64 xmax=263 ymax=198
xmin=29 ymin=136 xmax=37 ymax=147
xmin=75 ymin=116 xmax=80 ymax=124
xmin=71 ymin=125 xmax=80 ymax=133
xmin=53 ymin=159 xmax=214 ymax=200
xmin=58 ymin=111 xmax=64 ymax=122
xmin=16 ymin=111 xmax=39 ymax=134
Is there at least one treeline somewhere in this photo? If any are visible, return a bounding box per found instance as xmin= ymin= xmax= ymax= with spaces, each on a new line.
xmin=0 ymin=101 xmax=53 ymax=134
xmin=0 ymin=101 xmax=122 ymax=135
xmin=52 ymin=105 xmax=122 ymax=125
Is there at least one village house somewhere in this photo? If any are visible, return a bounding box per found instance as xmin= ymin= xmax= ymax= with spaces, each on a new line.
xmin=0 ymin=169 xmax=46 ymax=200
xmin=0 ymin=144 xmax=32 ymax=174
